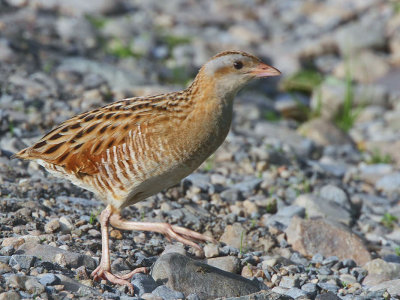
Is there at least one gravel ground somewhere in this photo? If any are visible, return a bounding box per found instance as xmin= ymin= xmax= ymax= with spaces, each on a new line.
xmin=1 ymin=0 xmax=400 ymax=299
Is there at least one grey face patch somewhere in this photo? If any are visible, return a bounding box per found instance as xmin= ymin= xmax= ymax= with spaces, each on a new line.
xmin=203 ymin=54 xmax=250 ymax=77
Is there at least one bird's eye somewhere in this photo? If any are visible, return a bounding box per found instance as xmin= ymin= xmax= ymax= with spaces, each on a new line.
xmin=233 ymin=61 xmax=243 ymax=70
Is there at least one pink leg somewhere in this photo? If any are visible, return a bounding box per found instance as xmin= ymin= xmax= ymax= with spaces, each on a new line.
xmin=109 ymin=213 xmax=216 ymax=256
xmin=91 ymin=205 xmax=147 ymax=294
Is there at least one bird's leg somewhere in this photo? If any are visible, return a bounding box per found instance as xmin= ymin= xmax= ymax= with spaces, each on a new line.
xmin=91 ymin=205 xmax=147 ymax=294
xmin=109 ymin=213 xmax=217 ymax=256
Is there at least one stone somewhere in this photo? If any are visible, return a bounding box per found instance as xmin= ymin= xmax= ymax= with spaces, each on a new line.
xmin=285 ymin=217 xmax=371 ymax=265
xmin=18 ymin=243 xmax=96 ymax=269
xmin=301 ymin=283 xmax=317 ymax=296
xmin=276 ymin=206 xmax=305 ymax=219
xmin=376 ymin=173 xmax=400 ymax=194
xmin=284 ymin=288 xmax=307 ymax=299
xmin=38 ymin=274 xmax=61 ymax=286
xmin=317 ymin=283 xmax=339 ymax=293
xmin=24 ymin=278 xmax=45 ymax=294
xmin=204 ymin=244 xmax=219 ymax=258
xmin=59 ymin=216 xmax=74 ymax=233
xmin=334 ymin=11 xmax=387 ymax=55
xmin=215 ymin=290 xmax=291 ymax=300
xmin=0 ymin=262 xmax=12 ymax=274
xmin=363 ymin=259 xmax=400 ymax=286
xmin=279 ymin=276 xmax=300 ymax=289
xmin=298 ymin=118 xmax=354 ymax=146
xmin=368 ymin=279 xmax=400 ymax=297
xmin=294 ymin=194 xmax=352 ymax=226
xmin=161 ymin=244 xmax=187 ymax=256
xmin=151 ymin=253 xmax=260 ymax=298
xmin=6 ymin=274 xmax=28 ymax=289
xmin=0 ymin=291 xmax=21 ymax=300
xmin=131 ymin=273 xmax=159 ymax=297
xmin=315 ymin=291 xmax=341 ymax=300
xmin=55 ymin=274 xmax=99 ymax=296
xmin=9 ymin=255 xmax=36 ymax=269
xmin=207 ymin=256 xmax=241 ymax=274
xmin=45 ymin=218 xmax=61 ymax=233
xmin=219 ymin=223 xmax=245 ymax=249
xmin=358 ymin=164 xmax=393 ymax=185
xmin=152 ymin=285 xmax=184 ymax=300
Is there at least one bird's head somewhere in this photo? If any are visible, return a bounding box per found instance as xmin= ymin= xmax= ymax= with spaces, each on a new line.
xmin=196 ymin=50 xmax=281 ymax=99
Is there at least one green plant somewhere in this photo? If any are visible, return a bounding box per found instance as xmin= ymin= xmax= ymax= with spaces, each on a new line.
xmin=163 ymin=34 xmax=191 ymax=50
xmin=89 ymin=209 xmax=102 ymax=225
xmin=395 ymin=247 xmax=400 ymax=256
xmin=334 ymin=70 xmax=363 ymax=132
xmin=8 ymin=120 xmax=14 ymax=135
xmin=264 ymin=110 xmax=281 ymax=122
xmin=341 ymin=281 xmax=349 ymax=288
xmin=381 ymin=213 xmax=398 ymax=229
xmin=281 ymin=69 xmax=324 ymax=94
xmin=367 ymin=148 xmax=392 ymax=164
xmin=265 ymin=198 xmax=277 ymax=214
xmin=106 ymin=39 xmax=137 ymax=59
xmin=86 ymin=15 xmax=108 ymax=29
xmin=203 ymin=155 xmax=215 ymax=172
xmin=239 ymin=230 xmax=245 ymax=255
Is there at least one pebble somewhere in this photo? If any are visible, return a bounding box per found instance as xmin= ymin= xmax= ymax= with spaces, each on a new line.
xmin=0 ymin=1 xmax=399 ymax=299
xmin=131 ymin=273 xmax=159 ymax=297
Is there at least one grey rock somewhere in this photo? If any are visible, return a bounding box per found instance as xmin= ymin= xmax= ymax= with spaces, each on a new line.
xmin=232 ymin=179 xmax=262 ymax=196
xmin=286 ymin=217 xmax=371 ymax=266
xmin=294 ymin=194 xmax=352 ymax=226
xmin=335 ymin=11 xmax=387 ymax=55
xmin=183 ymin=174 xmax=212 ymax=192
xmin=6 ymin=274 xmax=27 ymax=289
xmin=131 ymin=273 xmax=159 ymax=297
xmin=358 ymin=164 xmax=393 ymax=185
xmin=368 ymin=279 xmax=400 ymax=297
xmin=58 ymin=57 xmax=146 ymax=93
xmin=279 ymin=276 xmax=300 ymax=289
xmin=383 ymin=254 xmax=400 ymax=264
xmin=151 ymin=253 xmax=260 ymax=298
xmin=38 ymin=274 xmax=61 ymax=286
xmin=319 ymin=185 xmax=349 ymax=209
xmin=276 ymin=205 xmax=305 ymax=219
xmin=322 ymin=256 xmax=339 ymax=267
xmin=376 ymin=172 xmax=400 ymax=194
xmin=0 ymin=256 xmax=10 ymax=264
xmin=219 ymin=223 xmax=245 ymax=249
xmin=206 ymin=256 xmax=241 ymax=274
xmin=9 ymin=255 xmax=36 ymax=269
xmin=311 ymin=253 xmax=324 ymax=264
xmin=301 ymin=283 xmax=317 ymax=296
xmin=315 ymin=291 xmax=341 ymax=300
xmin=220 ymin=188 xmax=242 ymax=204
xmin=284 ymin=288 xmax=307 ymax=299
xmin=0 ymin=291 xmax=21 ymax=300
xmin=186 ymin=293 xmax=200 ymax=300
xmin=55 ymin=274 xmax=99 ymax=296
xmin=24 ymin=278 xmax=45 ymax=294
xmin=18 ymin=243 xmax=96 ymax=269
xmin=363 ymin=258 xmax=400 ymax=285
xmin=152 ymin=285 xmax=184 ymax=300
xmin=317 ymin=283 xmax=339 ymax=293
xmin=289 ymin=253 xmax=308 ymax=266
xmin=215 ymin=290 xmax=291 ymax=300
xmin=342 ymin=259 xmax=356 ymax=268
xmin=0 ymin=262 xmax=11 ymax=274
xmin=298 ymin=118 xmax=354 ymax=146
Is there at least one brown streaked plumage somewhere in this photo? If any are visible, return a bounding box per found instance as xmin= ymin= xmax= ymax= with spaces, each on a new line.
xmin=14 ymin=50 xmax=280 ymax=293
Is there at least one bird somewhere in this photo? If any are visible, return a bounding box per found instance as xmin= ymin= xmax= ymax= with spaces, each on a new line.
xmin=14 ymin=50 xmax=281 ymax=293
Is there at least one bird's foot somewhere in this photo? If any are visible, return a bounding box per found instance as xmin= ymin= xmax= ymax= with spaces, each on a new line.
xmin=91 ymin=265 xmax=147 ymax=295
xmin=158 ymin=223 xmax=217 ymax=256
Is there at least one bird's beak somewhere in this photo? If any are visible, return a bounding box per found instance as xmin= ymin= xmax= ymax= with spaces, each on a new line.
xmin=251 ymin=62 xmax=281 ymax=78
